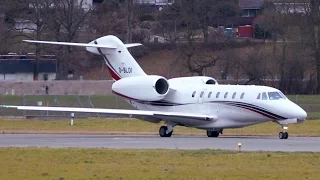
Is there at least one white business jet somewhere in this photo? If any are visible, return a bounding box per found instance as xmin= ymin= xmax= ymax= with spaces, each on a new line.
xmin=1 ymin=35 xmax=307 ymax=139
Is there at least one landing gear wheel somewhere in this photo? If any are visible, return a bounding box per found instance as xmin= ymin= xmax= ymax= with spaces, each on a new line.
xmin=279 ymin=132 xmax=284 ymax=139
xmin=159 ymin=126 xmax=173 ymax=137
xmin=279 ymin=125 xmax=289 ymax=139
xmin=279 ymin=132 xmax=289 ymax=139
xmin=167 ymin=131 xmax=173 ymax=137
xmin=207 ymin=130 xmax=219 ymax=137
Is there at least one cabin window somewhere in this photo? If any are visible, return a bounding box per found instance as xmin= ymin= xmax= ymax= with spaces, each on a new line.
xmin=192 ymin=91 xmax=196 ymax=98
xmin=200 ymin=91 xmax=204 ymax=98
xmin=232 ymin=92 xmax=236 ymax=99
xmin=224 ymin=92 xmax=228 ymax=99
xmin=216 ymin=92 xmax=220 ymax=98
xmin=240 ymin=93 xmax=245 ymax=99
xmin=262 ymin=92 xmax=268 ymax=100
xmin=208 ymin=92 xmax=212 ymax=98
xmin=257 ymin=93 xmax=261 ymax=99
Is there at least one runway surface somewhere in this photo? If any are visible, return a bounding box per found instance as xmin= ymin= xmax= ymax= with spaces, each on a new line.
xmin=1 ymin=134 xmax=320 ymax=152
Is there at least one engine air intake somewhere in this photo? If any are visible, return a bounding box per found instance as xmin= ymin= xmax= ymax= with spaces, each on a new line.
xmin=155 ymin=78 xmax=169 ymax=95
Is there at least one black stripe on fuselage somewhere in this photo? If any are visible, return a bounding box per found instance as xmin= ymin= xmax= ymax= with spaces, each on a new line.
xmin=132 ymin=100 xmax=286 ymax=120
xmin=214 ymin=101 xmax=286 ymax=120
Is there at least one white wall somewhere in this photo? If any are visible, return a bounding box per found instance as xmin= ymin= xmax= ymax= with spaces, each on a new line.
xmin=3 ymin=73 xmax=33 ymax=81
xmin=0 ymin=73 xmax=56 ymax=81
xmin=39 ymin=73 xmax=56 ymax=81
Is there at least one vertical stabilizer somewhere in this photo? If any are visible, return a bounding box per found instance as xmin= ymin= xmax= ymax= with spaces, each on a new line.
xmin=86 ymin=35 xmax=147 ymax=80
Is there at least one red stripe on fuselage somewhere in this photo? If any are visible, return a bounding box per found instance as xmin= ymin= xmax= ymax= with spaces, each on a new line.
xmin=112 ymin=90 xmax=140 ymax=101
xmin=106 ymin=66 xmax=121 ymax=81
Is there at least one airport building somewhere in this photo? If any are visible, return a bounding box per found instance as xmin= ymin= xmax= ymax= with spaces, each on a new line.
xmin=0 ymin=54 xmax=57 ymax=81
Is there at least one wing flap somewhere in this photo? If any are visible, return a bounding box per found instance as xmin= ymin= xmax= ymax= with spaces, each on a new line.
xmin=1 ymin=105 xmax=218 ymax=122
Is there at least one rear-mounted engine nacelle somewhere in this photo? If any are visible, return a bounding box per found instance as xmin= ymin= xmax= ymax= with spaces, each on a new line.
xmin=112 ymin=75 xmax=169 ymax=101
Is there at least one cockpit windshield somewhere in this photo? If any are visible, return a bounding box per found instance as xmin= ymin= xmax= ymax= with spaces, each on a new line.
xmin=268 ymin=92 xmax=286 ymax=100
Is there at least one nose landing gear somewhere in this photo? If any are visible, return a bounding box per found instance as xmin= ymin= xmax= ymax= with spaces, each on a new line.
xmin=279 ymin=125 xmax=289 ymax=139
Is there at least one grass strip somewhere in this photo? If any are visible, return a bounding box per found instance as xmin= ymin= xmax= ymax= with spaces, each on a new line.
xmin=0 ymin=148 xmax=319 ymax=180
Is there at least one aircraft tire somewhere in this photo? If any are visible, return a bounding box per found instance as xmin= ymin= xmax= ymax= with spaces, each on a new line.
xmin=284 ymin=132 xmax=289 ymax=139
xmin=279 ymin=132 xmax=284 ymax=139
xmin=207 ymin=130 xmax=219 ymax=137
xmin=159 ymin=126 xmax=172 ymax=137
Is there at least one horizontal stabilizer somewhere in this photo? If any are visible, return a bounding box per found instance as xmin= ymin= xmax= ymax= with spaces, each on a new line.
xmin=124 ymin=43 xmax=142 ymax=48
xmin=23 ymin=40 xmax=117 ymax=49
xmin=23 ymin=40 xmax=142 ymax=49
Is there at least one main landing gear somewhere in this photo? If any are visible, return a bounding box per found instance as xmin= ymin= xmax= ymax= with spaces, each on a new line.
xmin=159 ymin=121 xmax=174 ymax=137
xmin=279 ymin=125 xmax=289 ymax=139
xmin=206 ymin=130 xmax=222 ymax=137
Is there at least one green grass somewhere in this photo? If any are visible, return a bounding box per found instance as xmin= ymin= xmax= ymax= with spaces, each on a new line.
xmin=287 ymin=95 xmax=320 ymax=104
xmin=0 ymin=148 xmax=319 ymax=180
xmin=1 ymin=118 xmax=320 ymax=136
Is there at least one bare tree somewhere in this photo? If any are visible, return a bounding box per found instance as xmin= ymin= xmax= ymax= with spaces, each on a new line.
xmin=257 ymin=0 xmax=308 ymax=92
xmin=176 ymin=46 xmax=220 ymax=76
xmin=47 ymin=0 xmax=91 ymax=79
xmin=0 ymin=0 xmax=14 ymax=53
xmin=89 ymin=1 xmax=126 ymax=38
xmin=305 ymin=0 xmax=320 ymax=93
xmin=3 ymin=0 xmax=54 ymax=80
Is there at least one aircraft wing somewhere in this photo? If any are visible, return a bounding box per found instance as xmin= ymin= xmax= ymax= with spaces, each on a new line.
xmin=0 ymin=105 xmax=218 ymax=122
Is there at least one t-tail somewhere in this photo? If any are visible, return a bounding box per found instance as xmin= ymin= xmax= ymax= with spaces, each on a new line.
xmin=23 ymin=35 xmax=147 ymax=81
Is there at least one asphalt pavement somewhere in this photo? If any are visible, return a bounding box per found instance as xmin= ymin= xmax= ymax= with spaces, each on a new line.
xmin=0 ymin=134 xmax=319 ymax=152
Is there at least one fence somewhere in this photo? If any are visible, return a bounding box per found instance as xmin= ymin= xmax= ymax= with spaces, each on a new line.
xmin=0 ymin=95 xmax=133 ymax=118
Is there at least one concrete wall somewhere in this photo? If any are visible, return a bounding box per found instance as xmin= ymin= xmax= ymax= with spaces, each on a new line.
xmin=0 ymin=80 xmax=114 ymax=95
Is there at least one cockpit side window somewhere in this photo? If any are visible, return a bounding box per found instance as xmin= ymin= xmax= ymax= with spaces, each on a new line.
xmin=257 ymin=93 xmax=261 ymax=99
xmin=240 ymin=93 xmax=245 ymax=99
xmin=216 ymin=92 xmax=220 ymax=98
xmin=279 ymin=92 xmax=287 ymax=99
xmin=262 ymin=92 xmax=268 ymax=100
xmin=192 ymin=91 xmax=196 ymax=98
xmin=268 ymin=92 xmax=285 ymax=100
xmin=208 ymin=92 xmax=212 ymax=98
xmin=232 ymin=92 xmax=236 ymax=99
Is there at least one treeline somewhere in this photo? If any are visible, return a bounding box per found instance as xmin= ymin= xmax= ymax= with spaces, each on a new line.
xmin=0 ymin=0 xmax=320 ymax=94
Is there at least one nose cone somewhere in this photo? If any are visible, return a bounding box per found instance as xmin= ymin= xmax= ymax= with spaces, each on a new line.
xmin=297 ymin=108 xmax=307 ymax=121
xmin=291 ymin=104 xmax=307 ymax=121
